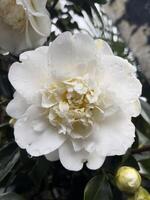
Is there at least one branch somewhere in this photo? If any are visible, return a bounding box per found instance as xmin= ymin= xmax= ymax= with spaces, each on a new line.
xmin=131 ymin=145 xmax=150 ymax=154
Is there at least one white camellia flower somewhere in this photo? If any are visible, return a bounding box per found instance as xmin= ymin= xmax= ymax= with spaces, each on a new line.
xmin=6 ymin=32 xmax=142 ymax=171
xmin=0 ymin=0 xmax=51 ymax=54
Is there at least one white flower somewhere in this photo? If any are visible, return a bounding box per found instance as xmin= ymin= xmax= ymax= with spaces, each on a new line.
xmin=6 ymin=32 xmax=142 ymax=171
xmin=0 ymin=0 xmax=51 ymax=54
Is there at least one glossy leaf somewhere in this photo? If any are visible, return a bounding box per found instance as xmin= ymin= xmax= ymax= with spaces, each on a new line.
xmin=140 ymin=99 xmax=150 ymax=124
xmin=134 ymin=115 xmax=150 ymax=140
xmin=122 ymin=155 xmax=140 ymax=171
xmin=29 ymin=157 xmax=50 ymax=187
xmin=84 ymin=175 xmax=113 ymax=200
xmin=0 ymin=142 xmax=20 ymax=183
xmin=140 ymin=158 xmax=150 ymax=175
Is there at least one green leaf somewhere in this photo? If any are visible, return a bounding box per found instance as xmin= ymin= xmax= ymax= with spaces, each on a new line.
xmin=0 ymin=192 xmax=24 ymax=200
xmin=140 ymin=158 xmax=150 ymax=175
xmin=0 ymin=142 xmax=20 ymax=183
xmin=122 ymin=155 xmax=140 ymax=171
xmin=84 ymin=175 xmax=113 ymax=200
xmin=136 ymin=129 xmax=149 ymax=146
xmin=29 ymin=157 xmax=50 ymax=187
xmin=134 ymin=115 xmax=150 ymax=140
xmin=140 ymin=99 xmax=150 ymax=124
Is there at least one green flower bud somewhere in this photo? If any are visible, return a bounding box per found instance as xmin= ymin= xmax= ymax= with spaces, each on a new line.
xmin=128 ymin=187 xmax=150 ymax=200
xmin=115 ymin=166 xmax=141 ymax=194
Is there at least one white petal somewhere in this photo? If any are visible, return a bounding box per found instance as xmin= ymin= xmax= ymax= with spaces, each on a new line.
xmin=70 ymin=122 xmax=92 ymax=139
xmin=0 ymin=18 xmax=26 ymax=54
xmin=99 ymin=55 xmax=142 ymax=105
xmin=87 ymin=111 xmax=135 ymax=157
xmin=19 ymin=46 xmax=49 ymax=63
xmin=48 ymin=32 xmax=97 ymax=80
xmin=8 ymin=47 xmax=50 ymax=103
xmin=6 ymin=92 xmax=28 ymax=119
xmin=23 ymin=105 xmax=46 ymax=120
xmin=14 ymin=118 xmax=38 ymax=149
xmin=14 ymin=118 xmax=66 ymax=156
xmin=95 ymin=39 xmax=113 ymax=55
xmin=59 ymin=141 xmax=105 ymax=170
xmin=27 ymin=128 xmax=66 ymax=156
xmin=17 ymin=0 xmax=48 ymax=18
xmin=124 ymin=100 xmax=141 ymax=117
xmin=18 ymin=0 xmax=51 ymax=38
xmin=45 ymin=150 xmax=59 ymax=161
xmin=72 ymin=139 xmax=83 ymax=151
xmin=86 ymin=153 xmax=105 ymax=170
xmin=28 ymin=14 xmax=50 ymax=38
xmin=24 ymin=105 xmax=49 ymax=132
xmin=31 ymin=118 xmax=48 ymax=132
xmin=59 ymin=141 xmax=88 ymax=171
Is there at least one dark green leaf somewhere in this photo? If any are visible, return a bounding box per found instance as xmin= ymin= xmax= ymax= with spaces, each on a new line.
xmin=134 ymin=115 xmax=150 ymax=140
xmin=122 ymin=155 xmax=140 ymax=171
xmin=0 ymin=142 xmax=20 ymax=183
xmin=29 ymin=157 xmax=50 ymax=187
xmin=136 ymin=129 xmax=149 ymax=146
xmin=0 ymin=192 xmax=24 ymax=200
xmin=140 ymin=159 xmax=150 ymax=175
xmin=84 ymin=175 xmax=113 ymax=200
xmin=140 ymin=99 xmax=150 ymax=124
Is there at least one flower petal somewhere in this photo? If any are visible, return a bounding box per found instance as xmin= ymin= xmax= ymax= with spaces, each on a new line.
xmin=27 ymin=128 xmax=66 ymax=156
xmin=14 ymin=117 xmax=66 ymax=156
xmin=45 ymin=150 xmax=59 ymax=161
xmin=59 ymin=141 xmax=88 ymax=171
xmin=14 ymin=118 xmax=38 ymax=149
xmin=88 ymin=111 xmax=135 ymax=156
xmin=86 ymin=153 xmax=105 ymax=170
xmin=28 ymin=14 xmax=51 ymax=38
xmin=99 ymin=55 xmax=142 ymax=106
xmin=22 ymin=105 xmax=49 ymax=132
xmin=48 ymin=32 xmax=97 ymax=80
xmin=0 ymin=18 xmax=25 ymax=54
xmin=6 ymin=92 xmax=29 ymax=119
xmin=59 ymin=141 xmax=106 ymax=170
xmin=17 ymin=0 xmax=48 ymax=16
xmin=95 ymin=39 xmax=113 ymax=55
xmin=8 ymin=47 xmax=50 ymax=103
xmin=17 ymin=0 xmax=51 ymax=38
xmin=124 ymin=100 xmax=141 ymax=117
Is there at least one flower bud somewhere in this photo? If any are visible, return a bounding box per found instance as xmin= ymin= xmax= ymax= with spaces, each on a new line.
xmin=128 ymin=187 xmax=150 ymax=200
xmin=115 ymin=166 xmax=141 ymax=194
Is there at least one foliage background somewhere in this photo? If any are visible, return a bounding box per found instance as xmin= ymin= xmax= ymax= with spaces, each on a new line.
xmin=0 ymin=0 xmax=150 ymax=199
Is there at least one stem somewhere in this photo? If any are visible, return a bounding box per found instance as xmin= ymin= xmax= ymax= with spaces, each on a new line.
xmin=131 ymin=145 xmax=150 ymax=154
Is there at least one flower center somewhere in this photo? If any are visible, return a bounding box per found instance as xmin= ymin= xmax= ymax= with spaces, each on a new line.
xmin=42 ymin=77 xmax=102 ymax=137
xmin=0 ymin=0 xmax=26 ymax=31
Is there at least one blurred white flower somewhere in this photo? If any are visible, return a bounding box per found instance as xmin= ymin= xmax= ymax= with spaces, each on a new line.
xmin=0 ymin=0 xmax=51 ymax=54
xmin=6 ymin=32 xmax=142 ymax=171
